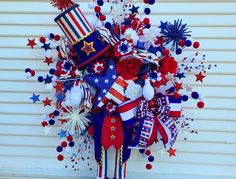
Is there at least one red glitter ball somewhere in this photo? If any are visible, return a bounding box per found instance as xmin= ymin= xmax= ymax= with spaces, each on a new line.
xmin=39 ymin=37 xmax=46 ymax=43
xmin=173 ymin=92 xmax=180 ymax=99
xmin=146 ymin=163 xmax=152 ymax=170
xmin=162 ymin=49 xmax=170 ymax=56
xmin=57 ymin=154 xmax=64 ymax=161
xmin=197 ymin=101 xmax=205 ymax=108
xmin=67 ymin=135 xmax=73 ymax=142
xmin=143 ymin=18 xmax=150 ymax=25
xmin=179 ymin=39 xmax=185 ymax=47
xmin=54 ymin=34 xmax=61 ymax=41
xmin=100 ymin=14 xmax=106 ymax=21
xmin=94 ymin=6 xmax=101 ymax=13
xmin=41 ymin=121 xmax=48 ymax=127
xmin=193 ymin=41 xmax=200 ymax=49
xmin=61 ymin=141 xmax=67 ymax=148
xmin=145 ymin=150 xmax=151 ymax=156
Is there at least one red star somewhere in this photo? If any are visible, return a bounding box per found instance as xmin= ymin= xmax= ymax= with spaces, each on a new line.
xmin=167 ymin=147 xmax=176 ymax=157
xmin=174 ymin=82 xmax=183 ymax=91
xmin=195 ymin=72 xmax=206 ymax=83
xmin=53 ymin=81 xmax=64 ymax=92
xmin=27 ymin=39 xmax=37 ymax=49
xmin=58 ymin=119 xmax=67 ymax=125
xmin=155 ymin=36 xmax=165 ymax=45
xmin=44 ymin=57 xmax=54 ymax=66
xmin=42 ymin=97 xmax=52 ymax=107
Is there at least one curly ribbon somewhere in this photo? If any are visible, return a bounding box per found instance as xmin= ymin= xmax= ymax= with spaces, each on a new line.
xmin=75 ymin=80 xmax=92 ymax=109
xmin=156 ymin=96 xmax=178 ymax=148
xmin=128 ymin=100 xmax=155 ymax=149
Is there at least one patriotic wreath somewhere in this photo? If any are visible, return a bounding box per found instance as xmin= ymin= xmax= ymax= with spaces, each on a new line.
xmin=25 ymin=0 xmax=216 ymax=178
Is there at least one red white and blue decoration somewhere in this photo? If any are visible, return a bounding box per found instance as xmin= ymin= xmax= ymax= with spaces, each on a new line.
xmin=23 ymin=0 xmax=217 ymax=178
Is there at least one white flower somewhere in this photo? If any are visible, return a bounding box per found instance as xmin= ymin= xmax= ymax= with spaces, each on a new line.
xmin=125 ymin=81 xmax=143 ymax=101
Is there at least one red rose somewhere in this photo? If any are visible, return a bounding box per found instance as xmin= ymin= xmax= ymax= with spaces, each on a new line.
xmin=116 ymin=57 xmax=142 ymax=80
xmin=159 ymin=56 xmax=178 ymax=75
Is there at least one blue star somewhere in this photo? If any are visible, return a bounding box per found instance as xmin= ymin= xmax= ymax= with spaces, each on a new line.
xmin=44 ymin=75 xmax=53 ymax=84
xmin=129 ymin=5 xmax=139 ymax=14
xmin=175 ymin=72 xmax=186 ymax=80
xmin=123 ymin=18 xmax=132 ymax=26
xmin=159 ymin=21 xmax=168 ymax=32
xmin=58 ymin=129 xmax=67 ymax=139
xmin=41 ymin=43 xmax=51 ymax=51
xmin=30 ymin=93 xmax=40 ymax=103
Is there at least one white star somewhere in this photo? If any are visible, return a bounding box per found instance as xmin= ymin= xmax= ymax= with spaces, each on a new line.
xmin=105 ymin=79 xmax=109 ymax=83
xmin=43 ymin=126 xmax=51 ymax=135
xmin=98 ymin=97 xmax=102 ymax=101
xmin=109 ymin=65 xmax=114 ymax=69
xmin=165 ymin=72 xmax=175 ymax=80
xmin=112 ymin=75 xmax=117 ymax=79
xmin=103 ymin=89 xmax=107 ymax=94
xmin=46 ymin=83 xmax=53 ymax=91
xmin=185 ymin=84 xmax=193 ymax=92
xmin=94 ymin=78 xmax=99 ymax=83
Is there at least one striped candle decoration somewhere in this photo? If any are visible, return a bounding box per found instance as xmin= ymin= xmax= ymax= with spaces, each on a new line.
xmin=54 ymin=4 xmax=94 ymax=45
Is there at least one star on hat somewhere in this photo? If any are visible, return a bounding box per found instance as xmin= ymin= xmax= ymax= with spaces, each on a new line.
xmin=84 ymin=59 xmax=128 ymax=109
xmin=195 ymin=72 xmax=206 ymax=82
xmin=30 ymin=93 xmax=40 ymax=103
xmin=81 ymin=41 xmax=96 ymax=56
xmin=27 ymin=39 xmax=37 ymax=49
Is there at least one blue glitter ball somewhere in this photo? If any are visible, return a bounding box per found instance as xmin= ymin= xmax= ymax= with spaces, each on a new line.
xmin=185 ymin=40 xmax=192 ymax=47
xmin=57 ymin=146 xmax=63 ymax=152
xmin=97 ymin=0 xmax=104 ymax=6
xmin=148 ymin=0 xmax=155 ymax=5
xmin=191 ymin=91 xmax=199 ymax=99
xmin=49 ymin=69 xmax=55 ymax=75
xmin=64 ymin=62 xmax=71 ymax=70
xmin=105 ymin=22 xmax=112 ymax=29
xmin=169 ymin=87 xmax=175 ymax=93
xmin=38 ymin=76 xmax=44 ymax=83
xmin=56 ymin=46 xmax=60 ymax=52
xmin=139 ymin=149 xmax=145 ymax=154
xmin=182 ymin=95 xmax=189 ymax=102
xmin=49 ymin=119 xmax=55 ymax=125
xmin=49 ymin=33 xmax=54 ymax=39
xmin=53 ymin=110 xmax=60 ymax=116
xmin=25 ymin=68 xmax=31 ymax=73
xmin=176 ymin=48 xmax=182 ymax=55
xmin=148 ymin=156 xmax=155 ymax=162
xmin=144 ymin=8 xmax=151 ymax=15
xmin=69 ymin=142 xmax=75 ymax=147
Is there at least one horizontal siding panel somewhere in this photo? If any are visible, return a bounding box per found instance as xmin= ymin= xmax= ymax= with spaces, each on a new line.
xmin=1 ymin=97 xmax=235 ymax=111
xmin=1 ymin=14 xmax=236 ymax=27
xmin=0 ymin=26 xmax=236 ymax=38
xmin=0 ymin=0 xmax=235 ymax=178
xmin=0 ymin=124 xmax=236 ymax=144
xmin=0 ymin=157 xmax=236 ymax=178
xmin=1 ymin=49 xmax=235 ymax=63
xmin=0 ymin=37 xmax=235 ymax=50
xmin=1 ymin=2 xmax=236 ymax=14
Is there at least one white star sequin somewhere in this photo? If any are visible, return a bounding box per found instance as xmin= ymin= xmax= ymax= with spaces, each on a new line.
xmin=105 ymin=79 xmax=109 ymax=83
xmin=94 ymin=78 xmax=99 ymax=83
xmin=109 ymin=65 xmax=114 ymax=69
xmin=103 ymin=89 xmax=107 ymax=94
xmin=112 ymin=75 xmax=117 ymax=79
xmin=43 ymin=126 xmax=51 ymax=135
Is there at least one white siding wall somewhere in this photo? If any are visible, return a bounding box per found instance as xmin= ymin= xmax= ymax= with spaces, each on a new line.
xmin=0 ymin=0 xmax=236 ymax=178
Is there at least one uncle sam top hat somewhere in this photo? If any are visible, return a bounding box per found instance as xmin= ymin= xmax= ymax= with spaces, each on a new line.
xmin=54 ymin=4 xmax=110 ymax=68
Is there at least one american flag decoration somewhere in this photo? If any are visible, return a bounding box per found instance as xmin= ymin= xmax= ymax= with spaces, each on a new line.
xmin=54 ymin=4 xmax=93 ymax=45
xmin=168 ymin=96 xmax=182 ymax=117
xmin=84 ymin=59 xmax=128 ymax=109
